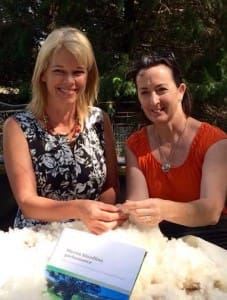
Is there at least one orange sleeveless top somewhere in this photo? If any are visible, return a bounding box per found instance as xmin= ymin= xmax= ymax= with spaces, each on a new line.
xmin=126 ymin=122 xmax=227 ymax=214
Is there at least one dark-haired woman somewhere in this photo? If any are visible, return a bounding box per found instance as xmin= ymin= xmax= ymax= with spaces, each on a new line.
xmin=121 ymin=53 xmax=227 ymax=248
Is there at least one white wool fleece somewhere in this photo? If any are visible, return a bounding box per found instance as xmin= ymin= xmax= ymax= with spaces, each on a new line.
xmin=0 ymin=221 xmax=227 ymax=300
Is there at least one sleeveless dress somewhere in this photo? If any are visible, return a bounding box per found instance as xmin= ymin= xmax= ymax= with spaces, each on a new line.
xmin=13 ymin=106 xmax=106 ymax=228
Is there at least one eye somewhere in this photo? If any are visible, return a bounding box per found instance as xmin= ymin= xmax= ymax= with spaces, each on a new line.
xmin=72 ymin=70 xmax=86 ymax=76
xmin=141 ymin=91 xmax=148 ymax=95
xmin=139 ymin=89 xmax=150 ymax=96
xmin=156 ymin=87 xmax=168 ymax=95
xmin=52 ymin=69 xmax=65 ymax=75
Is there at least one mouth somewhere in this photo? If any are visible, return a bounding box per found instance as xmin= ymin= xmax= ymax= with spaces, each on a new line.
xmin=151 ymin=107 xmax=164 ymax=113
xmin=58 ymin=87 xmax=78 ymax=94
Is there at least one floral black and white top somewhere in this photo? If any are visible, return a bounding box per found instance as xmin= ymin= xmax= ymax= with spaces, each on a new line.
xmin=13 ymin=107 xmax=106 ymax=228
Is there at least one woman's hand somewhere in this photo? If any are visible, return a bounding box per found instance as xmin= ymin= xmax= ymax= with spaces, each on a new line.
xmin=77 ymin=200 xmax=128 ymax=234
xmin=120 ymin=199 xmax=163 ymax=226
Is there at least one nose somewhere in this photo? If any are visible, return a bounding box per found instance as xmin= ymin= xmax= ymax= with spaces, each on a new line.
xmin=63 ymin=72 xmax=76 ymax=83
xmin=149 ymin=91 xmax=160 ymax=105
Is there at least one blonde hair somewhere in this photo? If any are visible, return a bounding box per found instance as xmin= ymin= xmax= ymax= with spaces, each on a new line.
xmin=27 ymin=27 xmax=99 ymax=124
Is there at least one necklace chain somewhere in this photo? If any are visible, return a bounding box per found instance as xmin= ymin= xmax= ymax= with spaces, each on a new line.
xmin=156 ymin=119 xmax=188 ymax=173
xmin=43 ymin=113 xmax=81 ymax=143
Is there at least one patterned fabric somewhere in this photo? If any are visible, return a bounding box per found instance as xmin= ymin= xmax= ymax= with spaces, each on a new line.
xmin=126 ymin=122 xmax=227 ymax=211
xmin=13 ymin=107 xmax=106 ymax=228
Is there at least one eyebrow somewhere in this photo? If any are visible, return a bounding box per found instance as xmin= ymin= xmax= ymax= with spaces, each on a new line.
xmin=50 ymin=64 xmax=86 ymax=70
xmin=51 ymin=64 xmax=63 ymax=68
xmin=138 ymin=83 xmax=167 ymax=90
xmin=155 ymin=83 xmax=168 ymax=88
xmin=138 ymin=87 xmax=149 ymax=91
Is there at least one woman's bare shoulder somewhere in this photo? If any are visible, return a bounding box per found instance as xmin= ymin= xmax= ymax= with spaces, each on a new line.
xmin=3 ymin=116 xmax=19 ymax=132
xmin=188 ymin=117 xmax=201 ymax=131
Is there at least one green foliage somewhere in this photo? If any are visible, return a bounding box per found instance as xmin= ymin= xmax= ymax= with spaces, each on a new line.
xmin=0 ymin=0 xmax=47 ymax=95
xmin=0 ymin=0 xmax=226 ymax=108
xmin=190 ymin=50 xmax=227 ymax=105
xmin=112 ymin=77 xmax=136 ymax=98
xmin=99 ymin=54 xmax=136 ymax=102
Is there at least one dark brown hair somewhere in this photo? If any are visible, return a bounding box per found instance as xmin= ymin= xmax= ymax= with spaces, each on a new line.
xmin=128 ymin=52 xmax=193 ymax=116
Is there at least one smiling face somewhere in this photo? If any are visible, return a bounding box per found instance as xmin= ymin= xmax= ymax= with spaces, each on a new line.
xmin=41 ymin=47 xmax=88 ymax=107
xmin=136 ymin=64 xmax=186 ymax=123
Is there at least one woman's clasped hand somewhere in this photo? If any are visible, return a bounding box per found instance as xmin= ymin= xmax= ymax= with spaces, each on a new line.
xmin=120 ymin=199 xmax=163 ymax=226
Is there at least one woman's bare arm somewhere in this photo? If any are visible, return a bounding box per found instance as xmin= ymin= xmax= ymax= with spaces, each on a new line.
xmin=123 ymin=140 xmax=227 ymax=227
xmin=3 ymin=117 xmax=123 ymax=233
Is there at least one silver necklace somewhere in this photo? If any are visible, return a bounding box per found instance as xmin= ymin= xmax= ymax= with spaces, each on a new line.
xmin=156 ymin=119 xmax=188 ymax=173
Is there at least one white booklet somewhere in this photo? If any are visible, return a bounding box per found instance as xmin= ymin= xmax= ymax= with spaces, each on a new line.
xmin=46 ymin=228 xmax=146 ymax=300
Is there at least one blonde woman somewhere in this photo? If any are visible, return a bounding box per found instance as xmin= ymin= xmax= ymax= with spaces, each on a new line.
xmin=3 ymin=27 xmax=125 ymax=234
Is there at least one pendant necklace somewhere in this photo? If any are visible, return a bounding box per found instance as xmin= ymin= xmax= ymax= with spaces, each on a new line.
xmin=156 ymin=119 xmax=188 ymax=173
